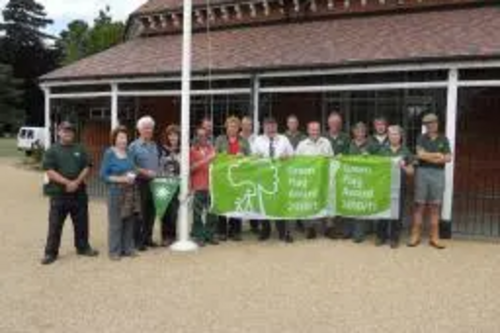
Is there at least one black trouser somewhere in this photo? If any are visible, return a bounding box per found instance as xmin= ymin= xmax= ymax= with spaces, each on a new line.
xmin=376 ymin=220 xmax=401 ymax=242
xmin=44 ymin=194 xmax=90 ymax=257
xmin=161 ymin=194 xmax=179 ymax=242
xmin=295 ymin=220 xmax=305 ymax=231
xmin=377 ymin=181 xmax=406 ymax=242
xmin=329 ymin=217 xmax=350 ymax=238
xmin=135 ymin=181 xmax=156 ymax=246
xmin=250 ymin=220 xmax=260 ymax=232
xmin=260 ymin=220 xmax=288 ymax=238
xmin=218 ymin=217 xmax=242 ymax=237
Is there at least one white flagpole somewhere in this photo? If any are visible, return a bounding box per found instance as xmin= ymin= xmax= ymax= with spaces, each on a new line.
xmin=170 ymin=0 xmax=198 ymax=252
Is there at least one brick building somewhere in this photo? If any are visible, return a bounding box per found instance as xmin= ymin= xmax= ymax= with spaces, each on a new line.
xmin=40 ymin=0 xmax=500 ymax=237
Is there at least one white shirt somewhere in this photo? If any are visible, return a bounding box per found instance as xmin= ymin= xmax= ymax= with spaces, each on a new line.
xmin=241 ymin=133 xmax=257 ymax=153
xmin=296 ymin=137 xmax=334 ymax=157
xmin=253 ymin=134 xmax=294 ymax=158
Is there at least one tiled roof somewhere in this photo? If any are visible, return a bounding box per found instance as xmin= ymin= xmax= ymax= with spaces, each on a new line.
xmin=134 ymin=0 xmax=238 ymax=14
xmin=42 ymin=6 xmax=500 ymax=81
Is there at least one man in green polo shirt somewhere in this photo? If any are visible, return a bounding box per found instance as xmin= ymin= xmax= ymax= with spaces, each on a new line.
xmin=284 ymin=114 xmax=307 ymax=232
xmin=41 ymin=121 xmax=99 ymax=265
xmin=409 ymin=113 xmax=452 ymax=250
xmin=284 ymin=114 xmax=306 ymax=150
xmin=324 ymin=111 xmax=351 ymax=238
xmin=346 ymin=122 xmax=377 ymax=243
xmin=367 ymin=116 xmax=390 ymax=154
xmin=325 ymin=111 xmax=350 ymax=156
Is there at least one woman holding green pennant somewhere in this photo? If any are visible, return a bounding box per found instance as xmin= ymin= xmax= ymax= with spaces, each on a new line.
xmin=100 ymin=126 xmax=140 ymax=261
xmin=376 ymin=125 xmax=414 ymax=248
xmin=158 ymin=124 xmax=181 ymax=247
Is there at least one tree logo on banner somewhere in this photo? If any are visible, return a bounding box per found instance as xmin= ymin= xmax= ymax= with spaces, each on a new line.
xmin=228 ymin=159 xmax=279 ymax=215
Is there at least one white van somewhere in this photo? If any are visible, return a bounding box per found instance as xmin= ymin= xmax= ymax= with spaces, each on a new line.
xmin=17 ymin=127 xmax=46 ymax=155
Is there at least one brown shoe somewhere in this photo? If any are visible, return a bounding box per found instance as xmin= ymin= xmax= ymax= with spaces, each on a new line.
xmin=407 ymin=239 xmax=421 ymax=247
xmin=407 ymin=222 xmax=421 ymax=247
xmin=429 ymin=223 xmax=445 ymax=250
xmin=429 ymin=240 xmax=446 ymax=250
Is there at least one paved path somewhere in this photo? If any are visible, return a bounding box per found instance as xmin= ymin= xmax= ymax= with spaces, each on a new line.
xmin=0 ymin=158 xmax=499 ymax=333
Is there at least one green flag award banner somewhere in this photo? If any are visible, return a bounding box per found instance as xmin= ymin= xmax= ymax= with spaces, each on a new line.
xmin=332 ymin=156 xmax=401 ymax=219
xmin=210 ymin=155 xmax=401 ymax=220
xmin=150 ymin=177 xmax=180 ymax=219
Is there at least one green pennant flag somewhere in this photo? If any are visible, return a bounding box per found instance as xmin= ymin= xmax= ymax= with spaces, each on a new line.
xmin=150 ymin=177 xmax=180 ymax=218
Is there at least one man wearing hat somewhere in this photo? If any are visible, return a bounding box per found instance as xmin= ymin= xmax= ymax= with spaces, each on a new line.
xmin=41 ymin=121 xmax=99 ymax=265
xmin=409 ymin=113 xmax=452 ymax=249
xmin=252 ymin=117 xmax=295 ymax=243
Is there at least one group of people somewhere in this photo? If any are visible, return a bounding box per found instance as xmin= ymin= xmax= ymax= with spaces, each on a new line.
xmin=40 ymin=110 xmax=451 ymax=265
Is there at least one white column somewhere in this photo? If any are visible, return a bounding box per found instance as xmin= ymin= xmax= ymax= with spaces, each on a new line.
xmin=43 ymin=87 xmax=51 ymax=149
xmin=442 ymin=68 xmax=459 ymax=221
xmin=252 ymin=75 xmax=260 ymax=135
xmin=42 ymin=87 xmax=51 ymax=186
xmin=171 ymin=0 xmax=198 ymax=252
xmin=111 ymin=83 xmax=119 ymax=129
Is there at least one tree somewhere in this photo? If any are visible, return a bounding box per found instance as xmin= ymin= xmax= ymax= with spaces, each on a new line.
xmin=0 ymin=0 xmax=58 ymax=125
xmin=57 ymin=20 xmax=90 ymax=65
xmin=0 ymin=0 xmax=53 ymax=50
xmin=57 ymin=7 xmax=124 ymax=65
xmin=0 ymin=63 xmax=23 ymax=133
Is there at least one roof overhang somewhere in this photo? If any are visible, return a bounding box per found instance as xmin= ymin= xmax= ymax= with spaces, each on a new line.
xmin=41 ymin=6 xmax=500 ymax=86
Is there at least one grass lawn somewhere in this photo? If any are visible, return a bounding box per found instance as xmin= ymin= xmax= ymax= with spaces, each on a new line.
xmin=0 ymin=138 xmax=21 ymax=158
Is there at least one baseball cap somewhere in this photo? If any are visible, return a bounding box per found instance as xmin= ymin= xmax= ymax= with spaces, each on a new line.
xmin=422 ymin=113 xmax=439 ymax=124
xmin=58 ymin=121 xmax=76 ymax=131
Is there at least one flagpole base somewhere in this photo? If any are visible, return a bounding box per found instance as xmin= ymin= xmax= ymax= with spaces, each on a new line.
xmin=170 ymin=240 xmax=199 ymax=252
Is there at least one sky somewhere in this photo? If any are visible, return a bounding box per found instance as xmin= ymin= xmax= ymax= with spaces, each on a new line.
xmin=0 ymin=0 xmax=148 ymax=35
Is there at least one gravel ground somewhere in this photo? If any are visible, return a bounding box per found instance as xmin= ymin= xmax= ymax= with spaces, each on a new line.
xmin=0 ymin=158 xmax=499 ymax=333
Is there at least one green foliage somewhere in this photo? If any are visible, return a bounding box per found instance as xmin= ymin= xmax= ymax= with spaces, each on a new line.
xmin=0 ymin=0 xmax=59 ymax=126
xmin=57 ymin=20 xmax=90 ymax=66
xmin=0 ymin=63 xmax=24 ymax=131
xmin=0 ymin=0 xmax=54 ymax=49
xmin=57 ymin=6 xmax=125 ymax=65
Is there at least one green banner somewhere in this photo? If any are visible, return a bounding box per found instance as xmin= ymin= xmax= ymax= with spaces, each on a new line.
xmin=150 ymin=177 xmax=180 ymax=219
xmin=210 ymin=155 xmax=400 ymax=220
xmin=333 ymin=156 xmax=392 ymax=217
xmin=210 ymin=155 xmax=330 ymax=219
